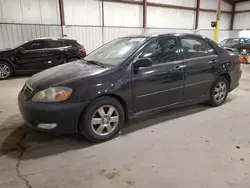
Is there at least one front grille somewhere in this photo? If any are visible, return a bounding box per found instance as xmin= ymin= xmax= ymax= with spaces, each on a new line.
xmin=23 ymin=84 xmax=33 ymax=99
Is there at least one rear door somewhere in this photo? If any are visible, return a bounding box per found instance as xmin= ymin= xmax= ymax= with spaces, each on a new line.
xmin=15 ymin=40 xmax=49 ymax=71
xmin=43 ymin=40 xmax=66 ymax=68
xmin=180 ymin=36 xmax=218 ymax=100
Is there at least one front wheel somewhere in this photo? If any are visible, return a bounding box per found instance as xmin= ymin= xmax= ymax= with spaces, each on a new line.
xmin=209 ymin=76 xmax=229 ymax=107
xmin=79 ymin=96 xmax=125 ymax=142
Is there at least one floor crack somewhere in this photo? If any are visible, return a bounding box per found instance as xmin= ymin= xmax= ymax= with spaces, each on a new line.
xmin=15 ymin=132 xmax=32 ymax=188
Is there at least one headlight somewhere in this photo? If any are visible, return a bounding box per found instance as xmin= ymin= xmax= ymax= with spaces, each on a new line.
xmin=32 ymin=87 xmax=72 ymax=102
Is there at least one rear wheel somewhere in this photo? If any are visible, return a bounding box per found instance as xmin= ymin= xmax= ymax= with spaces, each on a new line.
xmin=209 ymin=76 xmax=229 ymax=107
xmin=0 ymin=62 xmax=13 ymax=80
xmin=79 ymin=96 xmax=125 ymax=142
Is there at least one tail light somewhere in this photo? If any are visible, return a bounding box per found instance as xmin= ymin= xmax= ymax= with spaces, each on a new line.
xmin=81 ymin=47 xmax=86 ymax=55
xmin=239 ymin=55 xmax=249 ymax=64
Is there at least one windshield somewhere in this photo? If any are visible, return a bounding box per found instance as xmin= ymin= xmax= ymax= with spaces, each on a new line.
xmin=84 ymin=37 xmax=147 ymax=66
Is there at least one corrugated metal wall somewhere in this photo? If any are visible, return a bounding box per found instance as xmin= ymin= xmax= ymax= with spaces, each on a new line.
xmin=63 ymin=26 xmax=103 ymax=53
xmin=104 ymin=27 xmax=144 ymax=43
xmin=0 ymin=23 xmax=62 ymax=49
xmin=0 ymin=24 xmax=238 ymax=53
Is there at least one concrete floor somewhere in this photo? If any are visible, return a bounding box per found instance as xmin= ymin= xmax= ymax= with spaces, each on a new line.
xmin=1 ymin=65 xmax=250 ymax=188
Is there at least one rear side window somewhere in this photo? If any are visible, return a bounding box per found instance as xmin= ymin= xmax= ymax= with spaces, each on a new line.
xmin=181 ymin=37 xmax=209 ymax=59
xmin=49 ymin=40 xmax=63 ymax=48
xmin=207 ymin=43 xmax=216 ymax=55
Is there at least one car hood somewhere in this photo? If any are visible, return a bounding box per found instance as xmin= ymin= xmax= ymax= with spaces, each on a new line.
xmin=27 ymin=61 xmax=109 ymax=90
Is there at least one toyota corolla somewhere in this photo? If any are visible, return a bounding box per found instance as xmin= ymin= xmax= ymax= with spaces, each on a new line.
xmin=18 ymin=34 xmax=242 ymax=142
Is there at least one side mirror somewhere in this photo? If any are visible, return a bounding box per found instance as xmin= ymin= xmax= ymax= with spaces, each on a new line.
xmin=134 ymin=58 xmax=153 ymax=69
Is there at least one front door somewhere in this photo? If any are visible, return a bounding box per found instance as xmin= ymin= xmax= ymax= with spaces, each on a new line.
xmin=15 ymin=40 xmax=51 ymax=72
xmin=132 ymin=36 xmax=185 ymax=112
xmin=43 ymin=40 xmax=66 ymax=68
xmin=180 ymin=36 xmax=218 ymax=100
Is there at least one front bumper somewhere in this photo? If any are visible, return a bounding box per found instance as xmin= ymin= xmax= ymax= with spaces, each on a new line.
xmin=18 ymin=92 xmax=88 ymax=134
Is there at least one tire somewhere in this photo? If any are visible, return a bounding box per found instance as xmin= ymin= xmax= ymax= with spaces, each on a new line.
xmin=79 ymin=96 xmax=125 ymax=142
xmin=209 ymin=76 xmax=229 ymax=107
xmin=0 ymin=61 xmax=13 ymax=80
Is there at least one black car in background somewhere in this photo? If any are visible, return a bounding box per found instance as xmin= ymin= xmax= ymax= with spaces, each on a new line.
xmin=0 ymin=38 xmax=86 ymax=80
xmin=18 ymin=34 xmax=242 ymax=142
xmin=220 ymin=38 xmax=250 ymax=54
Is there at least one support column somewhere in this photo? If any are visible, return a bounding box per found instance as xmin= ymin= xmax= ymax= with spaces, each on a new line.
xmin=195 ymin=0 xmax=200 ymax=30
xmin=143 ymin=0 xmax=147 ymax=28
xmin=214 ymin=0 xmax=222 ymax=43
xmin=230 ymin=2 xmax=236 ymax=30
xmin=59 ymin=0 xmax=65 ymax=37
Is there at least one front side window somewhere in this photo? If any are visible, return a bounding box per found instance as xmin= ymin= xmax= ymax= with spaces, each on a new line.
xmin=181 ymin=37 xmax=209 ymax=59
xmin=85 ymin=37 xmax=147 ymax=66
xmin=140 ymin=37 xmax=178 ymax=65
xmin=22 ymin=41 xmax=46 ymax=50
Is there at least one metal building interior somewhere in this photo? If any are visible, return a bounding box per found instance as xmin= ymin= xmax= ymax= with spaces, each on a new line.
xmin=1 ymin=0 xmax=250 ymax=187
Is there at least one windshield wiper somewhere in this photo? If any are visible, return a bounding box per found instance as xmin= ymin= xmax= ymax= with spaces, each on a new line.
xmin=86 ymin=60 xmax=106 ymax=68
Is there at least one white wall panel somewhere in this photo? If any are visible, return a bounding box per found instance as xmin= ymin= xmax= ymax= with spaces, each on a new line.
xmin=64 ymin=0 xmax=102 ymax=26
xmin=148 ymin=0 xmax=196 ymax=8
xmin=198 ymin=30 xmax=231 ymax=42
xmin=0 ymin=24 xmax=62 ymax=50
xmin=63 ymin=26 xmax=103 ymax=53
xmin=147 ymin=6 xmax=195 ymax=29
xmin=0 ymin=0 xmax=60 ymax=24
xmin=200 ymin=0 xmax=232 ymax=11
xmin=40 ymin=0 xmax=60 ymax=24
xmin=236 ymin=1 xmax=250 ymax=11
xmin=104 ymin=27 xmax=144 ymax=43
xmin=199 ymin=12 xmax=230 ymax=30
xmin=233 ymin=13 xmax=250 ymax=30
xmin=21 ymin=0 xmax=41 ymax=24
xmin=0 ymin=0 xmax=23 ymax=23
xmin=104 ymin=2 xmax=142 ymax=27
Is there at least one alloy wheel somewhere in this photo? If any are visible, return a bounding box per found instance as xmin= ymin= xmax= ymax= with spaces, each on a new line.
xmin=213 ymin=81 xmax=227 ymax=103
xmin=0 ymin=64 xmax=11 ymax=79
xmin=91 ymin=105 xmax=119 ymax=136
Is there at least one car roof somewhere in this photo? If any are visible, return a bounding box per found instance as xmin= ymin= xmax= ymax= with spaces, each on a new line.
xmin=223 ymin=37 xmax=249 ymax=40
xmin=123 ymin=33 xmax=206 ymax=38
xmin=31 ymin=37 xmax=76 ymax=41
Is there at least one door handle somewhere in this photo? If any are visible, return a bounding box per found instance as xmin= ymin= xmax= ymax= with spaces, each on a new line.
xmin=173 ymin=65 xmax=184 ymax=71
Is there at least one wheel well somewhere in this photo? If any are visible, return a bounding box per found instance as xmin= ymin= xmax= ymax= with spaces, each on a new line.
xmin=99 ymin=94 xmax=128 ymax=121
xmin=66 ymin=57 xmax=80 ymax=62
xmin=0 ymin=60 xmax=14 ymax=74
xmin=78 ymin=93 xmax=129 ymax=132
xmin=219 ymin=73 xmax=231 ymax=88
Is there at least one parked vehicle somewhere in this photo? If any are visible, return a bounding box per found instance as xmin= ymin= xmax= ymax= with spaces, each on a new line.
xmin=0 ymin=37 xmax=86 ymax=80
xmin=220 ymin=38 xmax=250 ymax=54
xmin=18 ymin=34 xmax=242 ymax=142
